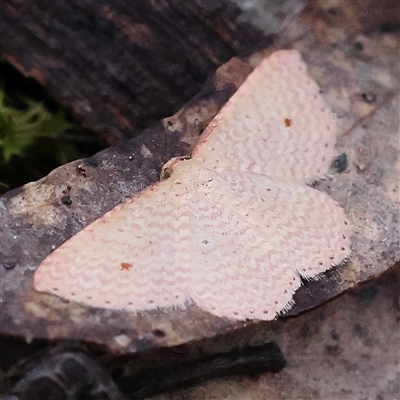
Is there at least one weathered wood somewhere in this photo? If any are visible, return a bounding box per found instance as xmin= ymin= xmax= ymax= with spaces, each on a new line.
xmin=2 ymin=341 xmax=284 ymax=399
xmin=0 ymin=53 xmax=260 ymax=351
xmin=1 ymin=32 xmax=398 ymax=354
xmin=0 ymin=0 xmax=399 ymax=398
xmin=0 ymin=0 xmax=266 ymax=143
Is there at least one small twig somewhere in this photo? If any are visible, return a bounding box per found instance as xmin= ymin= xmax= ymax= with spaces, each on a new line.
xmin=343 ymin=88 xmax=400 ymax=136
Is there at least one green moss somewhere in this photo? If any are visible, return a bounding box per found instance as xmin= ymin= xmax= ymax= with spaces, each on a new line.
xmin=0 ymin=88 xmax=74 ymax=162
xmin=0 ymin=60 xmax=105 ymax=195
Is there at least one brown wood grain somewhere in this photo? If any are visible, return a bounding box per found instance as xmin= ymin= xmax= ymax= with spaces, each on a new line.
xmin=0 ymin=0 xmax=266 ymax=143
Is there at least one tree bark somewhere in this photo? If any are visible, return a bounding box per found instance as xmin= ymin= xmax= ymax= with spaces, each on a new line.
xmin=0 ymin=0 xmax=267 ymax=143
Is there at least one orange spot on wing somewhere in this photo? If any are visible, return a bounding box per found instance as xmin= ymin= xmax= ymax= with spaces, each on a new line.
xmin=120 ymin=262 xmax=132 ymax=271
xmin=284 ymin=118 xmax=292 ymax=127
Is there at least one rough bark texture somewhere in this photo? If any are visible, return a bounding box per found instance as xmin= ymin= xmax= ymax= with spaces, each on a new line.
xmin=1 ymin=0 xmax=399 ymax=398
xmin=0 ymin=0 xmax=266 ymax=143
